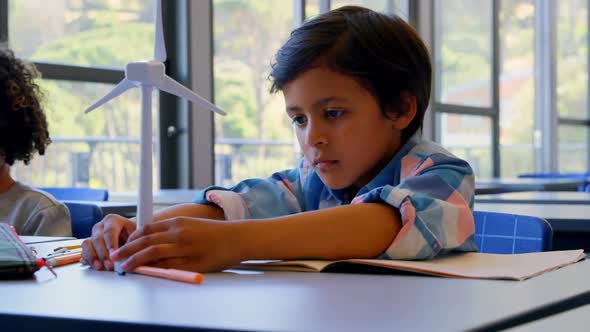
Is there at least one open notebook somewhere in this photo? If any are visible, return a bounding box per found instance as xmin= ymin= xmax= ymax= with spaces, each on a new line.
xmin=236 ymin=249 xmax=586 ymax=281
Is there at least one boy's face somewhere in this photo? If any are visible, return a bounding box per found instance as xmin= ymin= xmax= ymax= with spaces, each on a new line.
xmin=283 ymin=67 xmax=409 ymax=192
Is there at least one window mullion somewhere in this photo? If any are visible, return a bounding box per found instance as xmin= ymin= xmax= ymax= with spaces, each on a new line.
xmin=533 ymin=0 xmax=558 ymax=172
xmin=587 ymin=0 xmax=590 ymax=169
xmin=159 ymin=0 xmax=192 ymax=189
xmin=491 ymin=0 xmax=500 ymax=177
xmin=320 ymin=0 xmax=330 ymax=13
xmin=187 ymin=0 xmax=214 ymax=188
xmin=0 ymin=0 xmax=7 ymax=45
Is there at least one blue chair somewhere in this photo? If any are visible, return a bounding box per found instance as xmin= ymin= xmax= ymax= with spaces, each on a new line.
xmin=63 ymin=201 xmax=103 ymax=238
xmin=473 ymin=211 xmax=553 ymax=254
xmin=40 ymin=187 xmax=109 ymax=201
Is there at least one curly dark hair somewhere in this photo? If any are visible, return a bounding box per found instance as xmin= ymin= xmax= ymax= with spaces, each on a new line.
xmin=0 ymin=48 xmax=50 ymax=166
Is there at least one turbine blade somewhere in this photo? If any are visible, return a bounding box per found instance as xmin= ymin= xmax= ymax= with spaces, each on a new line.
xmin=154 ymin=0 xmax=167 ymax=62
xmin=84 ymin=79 xmax=135 ymax=114
xmin=159 ymin=75 xmax=226 ymax=116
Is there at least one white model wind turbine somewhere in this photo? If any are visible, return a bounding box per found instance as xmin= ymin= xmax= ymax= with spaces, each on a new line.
xmin=84 ymin=0 xmax=226 ymax=230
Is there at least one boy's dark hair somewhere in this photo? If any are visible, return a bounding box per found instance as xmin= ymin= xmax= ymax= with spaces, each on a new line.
xmin=0 ymin=48 xmax=50 ymax=165
xmin=270 ymin=6 xmax=432 ymax=142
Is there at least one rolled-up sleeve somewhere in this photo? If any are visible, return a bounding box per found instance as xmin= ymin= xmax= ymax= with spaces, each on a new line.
xmin=358 ymin=153 xmax=477 ymax=260
xmin=194 ymin=168 xmax=305 ymax=220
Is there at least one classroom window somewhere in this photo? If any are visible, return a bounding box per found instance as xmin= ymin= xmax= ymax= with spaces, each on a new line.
xmin=330 ymin=0 xmax=409 ymax=19
xmin=7 ymin=0 xmax=160 ymax=192
xmin=305 ymin=0 xmax=321 ymax=18
xmin=558 ymin=125 xmax=588 ymax=173
xmin=8 ymin=0 xmax=154 ymax=68
xmin=212 ymin=0 xmax=297 ymax=187
xmin=433 ymin=0 xmax=589 ymax=176
xmin=556 ymin=0 xmax=588 ymax=172
xmin=436 ymin=0 xmax=492 ymax=108
xmin=437 ymin=113 xmax=493 ymax=178
xmin=433 ymin=0 xmax=496 ymax=178
xmin=11 ymin=80 xmax=159 ymax=191
xmin=499 ymin=0 xmax=535 ymax=177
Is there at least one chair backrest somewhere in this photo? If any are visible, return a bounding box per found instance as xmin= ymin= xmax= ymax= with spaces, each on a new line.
xmin=473 ymin=211 xmax=553 ymax=254
xmin=63 ymin=202 xmax=103 ymax=238
xmin=40 ymin=187 xmax=109 ymax=201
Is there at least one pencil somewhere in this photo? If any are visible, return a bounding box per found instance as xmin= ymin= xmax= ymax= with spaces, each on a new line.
xmin=53 ymin=245 xmax=82 ymax=251
xmin=44 ymin=252 xmax=82 ymax=267
xmin=46 ymin=248 xmax=82 ymax=257
xmin=133 ymin=266 xmax=203 ymax=284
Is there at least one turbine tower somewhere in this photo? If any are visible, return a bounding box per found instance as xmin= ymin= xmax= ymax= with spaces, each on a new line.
xmin=84 ymin=0 xmax=225 ymax=229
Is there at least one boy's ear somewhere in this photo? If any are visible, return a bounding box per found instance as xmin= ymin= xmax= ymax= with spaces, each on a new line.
xmin=388 ymin=92 xmax=417 ymax=130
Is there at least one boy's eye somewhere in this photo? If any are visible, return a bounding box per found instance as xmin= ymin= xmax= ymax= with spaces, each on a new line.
xmin=292 ymin=115 xmax=307 ymax=126
xmin=325 ymin=109 xmax=344 ymax=118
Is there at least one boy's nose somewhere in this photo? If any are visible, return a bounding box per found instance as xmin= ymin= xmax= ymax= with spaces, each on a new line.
xmin=305 ymin=121 xmax=328 ymax=147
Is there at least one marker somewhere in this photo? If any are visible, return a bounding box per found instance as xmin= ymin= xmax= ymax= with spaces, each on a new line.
xmin=133 ymin=266 xmax=203 ymax=284
xmin=114 ymin=261 xmax=125 ymax=275
xmin=44 ymin=252 xmax=82 ymax=267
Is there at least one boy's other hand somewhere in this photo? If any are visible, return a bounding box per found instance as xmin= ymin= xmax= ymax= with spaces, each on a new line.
xmin=109 ymin=217 xmax=244 ymax=273
xmin=81 ymin=214 xmax=136 ymax=271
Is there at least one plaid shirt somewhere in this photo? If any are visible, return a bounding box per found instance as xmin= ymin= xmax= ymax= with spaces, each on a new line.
xmin=195 ymin=132 xmax=477 ymax=260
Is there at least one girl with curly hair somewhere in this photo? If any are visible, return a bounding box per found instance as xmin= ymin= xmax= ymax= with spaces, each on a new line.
xmin=0 ymin=47 xmax=71 ymax=236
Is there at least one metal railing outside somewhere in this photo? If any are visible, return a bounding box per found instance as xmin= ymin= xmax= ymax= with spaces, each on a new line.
xmin=11 ymin=137 xmax=587 ymax=191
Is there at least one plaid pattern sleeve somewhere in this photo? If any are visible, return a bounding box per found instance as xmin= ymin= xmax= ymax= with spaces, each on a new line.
xmin=194 ymin=167 xmax=306 ymax=220
xmin=357 ymin=139 xmax=477 ymax=260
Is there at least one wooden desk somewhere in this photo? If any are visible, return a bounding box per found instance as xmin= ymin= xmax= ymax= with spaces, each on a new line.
xmin=476 ymin=191 xmax=590 ymax=205
xmin=475 ymin=178 xmax=583 ymax=195
xmin=2 ymin=241 xmax=590 ymax=332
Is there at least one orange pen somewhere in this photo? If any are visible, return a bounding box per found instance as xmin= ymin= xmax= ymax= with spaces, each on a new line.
xmin=133 ymin=266 xmax=203 ymax=284
xmin=44 ymin=252 xmax=82 ymax=267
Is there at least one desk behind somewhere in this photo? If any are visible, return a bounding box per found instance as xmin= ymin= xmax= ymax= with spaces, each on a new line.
xmin=475 ymin=202 xmax=590 ymax=233
xmin=475 ymin=191 xmax=590 ymax=205
xmin=475 ymin=178 xmax=583 ymax=195
xmin=63 ymin=200 xmax=137 ymax=218
xmin=1 ymin=240 xmax=590 ymax=332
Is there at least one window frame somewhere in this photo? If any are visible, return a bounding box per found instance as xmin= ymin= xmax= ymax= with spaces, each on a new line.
xmin=2 ymin=0 xmax=417 ymax=191
xmin=431 ymin=0 xmax=590 ymax=176
xmin=431 ymin=0 xmax=501 ymax=177
xmin=1 ymin=0 xmax=189 ymax=189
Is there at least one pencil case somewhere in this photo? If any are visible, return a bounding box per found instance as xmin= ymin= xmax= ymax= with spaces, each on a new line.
xmin=0 ymin=223 xmax=44 ymax=278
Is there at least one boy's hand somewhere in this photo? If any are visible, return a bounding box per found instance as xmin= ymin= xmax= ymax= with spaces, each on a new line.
xmin=109 ymin=217 xmax=244 ymax=273
xmin=81 ymin=214 xmax=136 ymax=271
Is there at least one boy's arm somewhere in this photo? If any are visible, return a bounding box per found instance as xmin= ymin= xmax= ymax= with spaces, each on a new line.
xmin=153 ymin=203 xmax=225 ymax=221
xmin=237 ymin=203 xmax=401 ymax=260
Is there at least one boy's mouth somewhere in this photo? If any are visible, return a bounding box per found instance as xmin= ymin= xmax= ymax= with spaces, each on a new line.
xmin=313 ymin=159 xmax=339 ymax=170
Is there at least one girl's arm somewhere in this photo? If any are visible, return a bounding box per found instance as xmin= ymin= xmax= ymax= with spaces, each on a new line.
xmin=238 ymin=203 xmax=401 ymax=260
